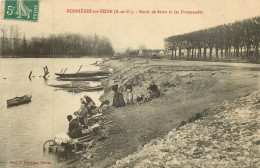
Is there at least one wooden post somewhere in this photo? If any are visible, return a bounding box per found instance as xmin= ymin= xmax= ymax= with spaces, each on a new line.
xmin=63 ymin=68 xmax=67 ymax=74
xmin=77 ymin=65 xmax=83 ymax=73
xmin=45 ymin=66 xmax=48 ymax=73
xmin=29 ymin=71 xmax=32 ymax=78
xmin=43 ymin=66 xmax=49 ymax=78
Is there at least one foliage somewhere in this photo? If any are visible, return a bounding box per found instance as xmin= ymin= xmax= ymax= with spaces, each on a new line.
xmin=0 ymin=27 xmax=114 ymax=57
xmin=164 ymin=16 xmax=260 ymax=62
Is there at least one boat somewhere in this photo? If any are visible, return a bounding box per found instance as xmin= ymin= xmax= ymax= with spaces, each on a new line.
xmin=55 ymin=71 xmax=110 ymax=78
xmin=57 ymin=76 xmax=108 ymax=81
xmin=66 ymin=86 xmax=104 ymax=93
xmin=7 ymin=95 xmax=32 ymax=107
xmin=49 ymin=83 xmax=104 ymax=92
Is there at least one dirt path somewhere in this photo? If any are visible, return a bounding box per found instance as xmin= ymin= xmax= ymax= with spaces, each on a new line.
xmin=74 ymin=60 xmax=260 ymax=168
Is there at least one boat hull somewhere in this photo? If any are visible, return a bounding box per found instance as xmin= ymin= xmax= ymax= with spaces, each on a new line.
xmin=57 ymin=76 xmax=108 ymax=81
xmin=55 ymin=71 xmax=110 ymax=78
xmin=7 ymin=95 xmax=32 ymax=107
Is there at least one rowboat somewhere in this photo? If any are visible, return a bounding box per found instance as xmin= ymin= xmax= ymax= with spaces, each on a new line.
xmin=57 ymin=76 xmax=108 ymax=81
xmin=7 ymin=95 xmax=32 ymax=107
xmin=55 ymin=71 xmax=110 ymax=78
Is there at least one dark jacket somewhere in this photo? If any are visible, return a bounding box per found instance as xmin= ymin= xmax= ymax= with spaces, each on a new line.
xmin=148 ymin=84 xmax=158 ymax=92
xmin=68 ymin=119 xmax=82 ymax=138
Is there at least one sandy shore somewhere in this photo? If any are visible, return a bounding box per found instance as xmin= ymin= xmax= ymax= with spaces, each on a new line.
xmin=65 ymin=58 xmax=260 ymax=168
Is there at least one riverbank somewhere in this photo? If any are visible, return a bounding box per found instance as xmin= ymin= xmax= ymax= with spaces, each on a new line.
xmin=66 ymin=58 xmax=260 ymax=168
xmin=113 ymin=89 xmax=260 ymax=167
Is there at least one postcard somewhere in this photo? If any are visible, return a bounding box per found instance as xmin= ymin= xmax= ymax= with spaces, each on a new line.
xmin=1 ymin=0 xmax=260 ymax=167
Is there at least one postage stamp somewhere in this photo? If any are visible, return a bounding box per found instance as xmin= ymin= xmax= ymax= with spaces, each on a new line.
xmin=3 ymin=0 xmax=39 ymax=22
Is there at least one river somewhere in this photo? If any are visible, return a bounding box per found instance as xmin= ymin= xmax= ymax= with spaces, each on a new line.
xmin=0 ymin=58 xmax=104 ymax=167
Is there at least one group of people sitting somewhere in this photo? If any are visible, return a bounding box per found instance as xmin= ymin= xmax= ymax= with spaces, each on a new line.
xmin=112 ymin=80 xmax=160 ymax=107
xmin=66 ymin=81 xmax=160 ymax=138
xmin=67 ymin=95 xmax=97 ymax=139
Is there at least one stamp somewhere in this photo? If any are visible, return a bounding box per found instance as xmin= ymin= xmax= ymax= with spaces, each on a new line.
xmin=3 ymin=0 xmax=39 ymax=22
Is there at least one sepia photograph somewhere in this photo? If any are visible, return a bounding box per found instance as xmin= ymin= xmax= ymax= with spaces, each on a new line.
xmin=0 ymin=0 xmax=260 ymax=167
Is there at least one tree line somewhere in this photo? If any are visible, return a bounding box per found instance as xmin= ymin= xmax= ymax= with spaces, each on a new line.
xmin=1 ymin=25 xmax=114 ymax=57
xmin=164 ymin=16 xmax=260 ymax=62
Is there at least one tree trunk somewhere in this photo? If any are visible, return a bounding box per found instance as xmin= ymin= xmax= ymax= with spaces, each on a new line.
xmin=236 ymin=47 xmax=239 ymax=58
xmin=171 ymin=50 xmax=174 ymax=60
xmin=216 ymin=48 xmax=219 ymax=59
xmin=174 ymin=49 xmax=177 ymax=59
xmin=179 ymin=49 xmax=181 ymax=59
xmin=225 ymin=47 xmax=228 ymax=59
xmin=209 ymin=48 xmax=213 ymax=60
xmin=191 ymin=48 xmax=194 ymax=59
xmin=199 ymin=48 xmax=202 ymax=59
xmin=228 ymin=46 xmax=231 ymax=58
xmin=187 ymin=49 xmax=190 ymax=59
xmin=194 ymin=48 xmax=197 ymax=59
xmin=246 ymin=45 xmax=250 ymax=60
xmin=220 ymin=48 xmax=223 ymax=60
xmin=256 ymin=42 xmax=259 ymax=62
xmin=233 ymin=47 xmax=236 ymax=59
xmin=240 ymin=47 xmax=243 ymax=59
xmin=203 ymin=47 xmax=207 ymax=59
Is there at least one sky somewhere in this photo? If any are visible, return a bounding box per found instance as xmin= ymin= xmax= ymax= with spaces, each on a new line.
xmin=1 ymin=0 xmax=260 ymax=52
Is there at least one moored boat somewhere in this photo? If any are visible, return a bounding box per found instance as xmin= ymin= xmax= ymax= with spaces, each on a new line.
xmin=57 ymin=76 xmax=108 ymax=81
xmin=7 ymin=95 xmax=32 ymax=107
xmin=55 ymin=71 xmax=110 ymax=78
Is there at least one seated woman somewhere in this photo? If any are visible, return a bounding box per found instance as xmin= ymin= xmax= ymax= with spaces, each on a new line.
xmin=67 ymin=115 xmax=82 ymax=139
xmin=148 ymin=81 xmax=160 ymax=99
xmin=84 ymin=95 xmax=97 ymax=116
xmin=80 ymin=98 xmax=87 ymax=106
xmin=74 ymin=103 xmax=88 ymax=126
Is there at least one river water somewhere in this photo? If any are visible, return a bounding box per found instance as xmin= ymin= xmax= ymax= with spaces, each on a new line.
xmin=0 ymin=58 xmax=104 ymax=167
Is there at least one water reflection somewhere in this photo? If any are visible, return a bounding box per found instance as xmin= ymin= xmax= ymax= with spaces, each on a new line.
xmin=0 ymin=58 xmax=104 ymax=168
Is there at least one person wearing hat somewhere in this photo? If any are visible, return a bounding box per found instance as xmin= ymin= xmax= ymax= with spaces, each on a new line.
xmin=67 ymin=115 xmax=82 ymax=139
xmin=84 ymin=95 xmax=97 ymax=116
xmin=112 ymin=81 xmax=125 ymax=107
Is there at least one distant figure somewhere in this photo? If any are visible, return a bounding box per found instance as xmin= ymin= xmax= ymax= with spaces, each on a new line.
xmin=125 ymin=82 xmax=133 ymax=105
xmin=84 ymin=95 xmax=97 ymax=115
xmin=112 ymin=81 xmax=125 ymax=107
xmin=67 ymin=115 xmax=82 ymax=139
xmin=148 ymin=81 xmax=160 ymax=99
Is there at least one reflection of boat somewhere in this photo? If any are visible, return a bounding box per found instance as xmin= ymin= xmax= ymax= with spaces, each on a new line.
xmin=57 ymin=76 xmax=108 ymax=81
xmin=55 ymin=71 xmax=110 ymax=78
xmin=7 ymin=95 xmax=32 ymax=107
